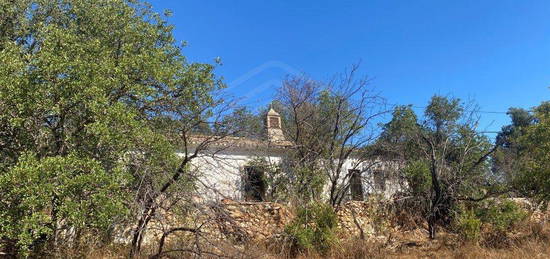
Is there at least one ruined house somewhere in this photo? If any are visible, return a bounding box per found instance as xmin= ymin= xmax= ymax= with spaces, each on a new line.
xmin=184 ymin=108 xmax=400 ymax=202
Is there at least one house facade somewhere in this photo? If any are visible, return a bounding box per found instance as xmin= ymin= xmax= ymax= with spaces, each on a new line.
xmin=184 ymin=108 xmax=400 ymax=202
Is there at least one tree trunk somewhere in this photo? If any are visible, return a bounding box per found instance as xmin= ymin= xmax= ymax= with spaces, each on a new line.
xmin=129 ymin=206 xmax=156 ymax=258
xmin=428 ymin=146 xmax=441 ymax=240
xmin=428 ymin=216 xmax=437 ymax=239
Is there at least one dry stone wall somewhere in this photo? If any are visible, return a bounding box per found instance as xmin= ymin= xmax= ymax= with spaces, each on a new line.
xmin=132 ymin=199 xmax=392 ymax=250
xmin=211 ymin=199 xmax=386 ymax=242
xmin=135 ymin=197 xmax=549 ymax=253
xmin=336 ymin=200 xmax=390 ymax=239
xmin=211 ymin=199 xmax=294 ymax=242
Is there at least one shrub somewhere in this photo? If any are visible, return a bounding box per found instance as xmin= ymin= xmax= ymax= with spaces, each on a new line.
xmin=476 ymin=199 xmax=527 ymax=232
xmin=0 ymin=153 xmax=128 ymax=256
xmin=455 ymin=199 xmax=527 ymax=244
xmin=284 ymin=202 xmax=338 ymax=255
xmin=456 ymin=208 xmax=482 ymax=242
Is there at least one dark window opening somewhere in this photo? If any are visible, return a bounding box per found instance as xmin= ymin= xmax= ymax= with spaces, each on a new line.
xmin=373 ymin=170 xmax=386 ymax=192
xmin=268 ymin=116 xmax=280 ymax=128
xmin=349 ymin=169 xmax=363 ymax=201
xmin=243 ymin=166 xmax=266 ymax=201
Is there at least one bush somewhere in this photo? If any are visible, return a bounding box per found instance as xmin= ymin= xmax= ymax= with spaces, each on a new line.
xmin=0 ymin=153 xmax=128 ymax=256
xmin=477 ymin=199 xmax=527 ymax=232
xmin=284 ymin=202 xmax=338 ymax=255
xmin=456 ymin=208 xmax=482 ymax=242
xmin=455 ymin=199 xmax=527 ymax=244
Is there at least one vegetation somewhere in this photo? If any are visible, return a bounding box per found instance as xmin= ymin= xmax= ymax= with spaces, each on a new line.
xmin=0 ymin=0 xmax=225 ymax=256
xmin=377 ymin=96 xmax=500 ymax=239
xmin=511 ymin=102 xmax=550 ymax=200
xmin=1 ymin=0 xmax=550 ymax=258
xmin=274 ymin=67 xmax=386 ymax=206
xmin=455 ymin=200 xmax=527 ymax=243
xmin=284 ymin=202 xmax=338 ymax=255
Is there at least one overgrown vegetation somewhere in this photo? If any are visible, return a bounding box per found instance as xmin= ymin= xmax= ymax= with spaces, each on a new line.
xmin=284 ymin=202 xmax=339 ymax=255
xmin=0 ymin=0 xmax=225 ymax=256
xmin=1 ymin=0 xmax=550 ymax=258
xmin=455 ymin=200 xmax=527 ymax=243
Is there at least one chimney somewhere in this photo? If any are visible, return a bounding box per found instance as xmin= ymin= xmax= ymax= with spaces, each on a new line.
xmin=266 ymin=107 xmax=285 ymax=142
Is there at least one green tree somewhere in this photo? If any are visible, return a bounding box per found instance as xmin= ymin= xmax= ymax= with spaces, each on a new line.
xmin=221 ymin=107 xmax=264 ymax=138
xmin=0 ymin=0 xmax=224 ymax=256
xmin=512 ymin=102 xmax=550 ymax=200
xmin=0 ymin=153 xmax=127 ymax=255
xmin=380 ymin=96 xmax=499 ymax=239
xmin=492 ymin=108 xmax=535 ymax=182
xmin=376 ymin=105 xmax=420 ymax=160
xmin=284 ymin=202 xmax=338 ymax=255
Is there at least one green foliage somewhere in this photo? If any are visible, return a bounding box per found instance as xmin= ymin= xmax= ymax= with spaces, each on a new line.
xmin=425 ymin=96 xmax=463 ymax=128
xmin=456 ymin=208 xmax=482 ymax=242
xmin=291 ymin=167 xmax=328 ymax=202
xmin=380 ymin=105 xmax=419 ymax=144
xmin=221 ymin=107 xmax=264 ymax=138
xmin=244 ymin=158 xmax=327 ymax=203
xmin=512 ymin=102 xmax=550 ymax=201
xmin=375 ymin=105 xmax=420 ymax=160
xmin=0 ymin=0 xmax=222 ymax=255
xmin=0 ymin=153 xmax=128 ymax=255
xmin=379 ymin=96 xmax=497 ymax=238
xmin=284 ymin=202 xmax=338 ymax=254
xmin=402 ymin=160 xmax=431 ymax=195
xmin=455 ymin=200 xmax=527 ymax=242
xmin=476 ymin=200 xmax=527 ymax=232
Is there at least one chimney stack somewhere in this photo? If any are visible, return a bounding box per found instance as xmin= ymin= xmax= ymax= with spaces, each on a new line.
xmin=266 ymin=107 xmax=285 ymax=142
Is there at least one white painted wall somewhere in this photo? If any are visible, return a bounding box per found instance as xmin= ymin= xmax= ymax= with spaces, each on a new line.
xmin=181 ymin=148 xmax=284 ymax=201
xmin=181 ymin=147 xmax=402 ymax=202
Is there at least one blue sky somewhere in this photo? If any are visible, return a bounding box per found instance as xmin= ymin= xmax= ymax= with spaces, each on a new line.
xmin=149 ymin=0 xmax=550 ymax=134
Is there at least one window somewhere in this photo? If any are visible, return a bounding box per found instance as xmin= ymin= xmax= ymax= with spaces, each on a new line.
xmin=243 ymin=166 xmax=266 ymax=201
xmin=349 ymin=169 xmax=363 ymax=201
xmin=373 ymin=170 xmax=386 ymax=192
xmin=268 ymin=116 xmax=280 ymax=129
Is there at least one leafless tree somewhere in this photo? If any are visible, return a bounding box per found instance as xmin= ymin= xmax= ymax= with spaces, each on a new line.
xmin=276 ymin=64 xmax=388 ymax=206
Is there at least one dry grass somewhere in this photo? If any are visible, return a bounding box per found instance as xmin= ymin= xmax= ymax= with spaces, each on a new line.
xmin=76 ymin=240 xmax=550 ymax=259
xmin=267 ymin=220 xmax=550 ymax=259
xmin=54 ymin=237 xmax=550 ymax=259
xmin=39 ymin=220 xmax=550 ymax=259
xmin=285 ymin=237 xmax=550 ymax=259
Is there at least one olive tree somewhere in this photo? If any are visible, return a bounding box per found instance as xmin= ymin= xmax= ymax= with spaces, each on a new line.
xmin=0 ymin=0 xmax=226 ymax=256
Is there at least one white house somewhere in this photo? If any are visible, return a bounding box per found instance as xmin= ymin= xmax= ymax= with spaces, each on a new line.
xmin=184 ymin=108 xmax=400 ymax=202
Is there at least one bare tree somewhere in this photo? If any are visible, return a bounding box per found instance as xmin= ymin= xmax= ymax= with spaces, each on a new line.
xmin=276 ymin=64 xmax=388 ymax=206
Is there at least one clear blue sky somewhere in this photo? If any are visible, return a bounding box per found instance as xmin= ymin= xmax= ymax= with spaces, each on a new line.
xmin=149 ymin=0 xmax=550 ymax=134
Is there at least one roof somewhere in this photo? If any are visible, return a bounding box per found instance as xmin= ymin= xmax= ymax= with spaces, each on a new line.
xmin=267 ymin=108 xmax=280 ymax=116
xmin=187 ymin=134 xmax=293 ymax=151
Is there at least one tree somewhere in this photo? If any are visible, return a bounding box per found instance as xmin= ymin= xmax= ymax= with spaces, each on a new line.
xmin=492 ymin=108 xmax=535 ymax=182
xmin=512 ymin=102 xmax=550 ymax=201
xmin=275 ymin=65 xmax=387 ymax=206
xmin=221 ymin=107 xmax=264 ymax=138
xmin=0 ymin=0 xmax=225 ymax=256
xmin=376 ymin=105 xmax=420 ymax=160
xmin=380 ymin=96 xmax=499 ymax=239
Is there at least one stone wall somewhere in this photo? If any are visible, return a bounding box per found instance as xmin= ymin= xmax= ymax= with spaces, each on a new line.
xmin=210 ymin=199 xmax=386 ymax=242
xmin=336 ymin=200 xmax=390 ymax=239
xmin=211 ymin=199 xmax=294 ymax=242
xmin=135 ymin=197 xmax=550 ymax=254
